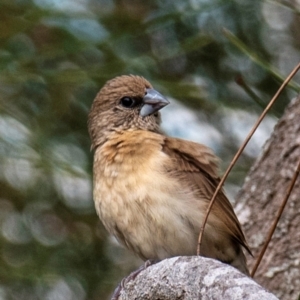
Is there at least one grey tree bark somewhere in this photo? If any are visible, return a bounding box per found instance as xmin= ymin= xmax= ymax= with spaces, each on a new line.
xmin=236 ymin=95 xmax=300 ymax=300
xmin=117 ymin=256 xmax=278 ymax=300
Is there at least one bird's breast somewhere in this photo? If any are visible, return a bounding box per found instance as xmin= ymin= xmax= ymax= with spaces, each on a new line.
xmin=92 ymin=131 xmax=204 ymax=259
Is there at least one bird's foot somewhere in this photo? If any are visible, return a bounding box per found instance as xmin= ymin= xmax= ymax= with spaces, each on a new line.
xmin=110 ymin=259 xmax=158 ymax=300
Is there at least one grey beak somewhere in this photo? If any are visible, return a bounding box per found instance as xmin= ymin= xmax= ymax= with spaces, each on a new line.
xmin=140 ymin=88 xmax=169 ymax=117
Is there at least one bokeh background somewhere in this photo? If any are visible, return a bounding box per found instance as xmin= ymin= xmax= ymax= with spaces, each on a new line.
xmin=0 ymin=0 xmax=299 ymax=299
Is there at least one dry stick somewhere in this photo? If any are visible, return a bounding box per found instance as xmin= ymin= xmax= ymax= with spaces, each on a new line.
xmin=251 ymin=159 xmax=300 ymax=277
xmin=196 ymin=62 xmax=300 ymax=256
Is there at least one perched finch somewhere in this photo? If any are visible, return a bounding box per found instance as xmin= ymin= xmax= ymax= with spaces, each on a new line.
xmin=88 ymin=75 xmax=251 ymax=275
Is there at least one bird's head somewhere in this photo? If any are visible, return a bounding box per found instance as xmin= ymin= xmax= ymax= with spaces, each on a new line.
xmin=88 ymin=75 xmax=169 ymax=149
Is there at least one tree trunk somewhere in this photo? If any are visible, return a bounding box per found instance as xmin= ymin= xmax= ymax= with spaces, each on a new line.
xmin=236 ymin=95 xmax=300 ymax=300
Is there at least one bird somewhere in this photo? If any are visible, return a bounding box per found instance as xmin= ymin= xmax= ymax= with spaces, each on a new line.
xmin=88 ymin=75 xmax=251 ymax=276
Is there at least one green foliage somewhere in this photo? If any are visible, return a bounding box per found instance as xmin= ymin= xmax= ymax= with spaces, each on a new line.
xmin=0 ymin=0 xmax=299 ymax=299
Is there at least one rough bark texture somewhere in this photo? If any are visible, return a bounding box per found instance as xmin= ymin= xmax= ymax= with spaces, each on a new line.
xmin=118 ymin=256 xmax=278 ymax=300
xmin=235 ymin=95 xmax=300 ymax=300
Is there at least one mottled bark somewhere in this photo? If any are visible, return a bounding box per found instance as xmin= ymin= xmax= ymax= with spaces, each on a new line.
xmin=236 ymin=95 xmax=300 ymax=299
xmin=117 ymin=256 xmax=278 ymax=300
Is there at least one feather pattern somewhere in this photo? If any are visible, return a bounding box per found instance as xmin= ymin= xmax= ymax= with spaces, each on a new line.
xmin=163 ymin=137 xmax=251 ymax=255
xmin=88 ymin=75 xmax=251 ymax=275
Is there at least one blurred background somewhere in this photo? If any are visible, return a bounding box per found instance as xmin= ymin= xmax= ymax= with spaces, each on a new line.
xmin=0 ymin=0 xmax=299 ymax=299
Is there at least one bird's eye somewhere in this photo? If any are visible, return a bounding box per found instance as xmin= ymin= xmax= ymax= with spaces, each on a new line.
xmin=120 ymin=97 xmax=135 ymax=108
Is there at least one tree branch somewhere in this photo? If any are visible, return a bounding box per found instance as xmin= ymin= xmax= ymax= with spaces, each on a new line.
xmin=117 ymin=256 xmax=278 ymax=300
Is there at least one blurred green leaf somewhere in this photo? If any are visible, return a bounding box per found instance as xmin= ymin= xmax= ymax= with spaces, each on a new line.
xmin=223 ymin=28 xmax=300 ymax=92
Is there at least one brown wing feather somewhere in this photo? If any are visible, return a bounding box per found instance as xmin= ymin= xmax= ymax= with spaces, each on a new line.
xmin=162 ymin=137 xmax=252 ymax=255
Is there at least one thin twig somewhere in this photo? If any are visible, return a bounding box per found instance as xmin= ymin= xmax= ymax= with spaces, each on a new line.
xmin=196 ymin=62 xmax=300 ymax=256
xmin=251 ymin=159 xmax=300 ymax=277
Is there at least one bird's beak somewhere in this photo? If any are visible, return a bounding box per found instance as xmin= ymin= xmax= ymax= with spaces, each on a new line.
xmin=140 ymin=88 xmax=170 ymax=117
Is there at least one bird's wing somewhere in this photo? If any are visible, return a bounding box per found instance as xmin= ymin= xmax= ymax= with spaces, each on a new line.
xmin=162 ymin=137 xmax=251 ymax=254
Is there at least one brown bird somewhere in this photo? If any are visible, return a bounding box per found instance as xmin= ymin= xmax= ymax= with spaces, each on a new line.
xmin=88 ymin=75 xmax=251 ymax=275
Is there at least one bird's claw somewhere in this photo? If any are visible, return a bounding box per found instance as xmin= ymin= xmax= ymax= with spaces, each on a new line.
xmin=110 ymin=259 xmax=158 ymax=300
